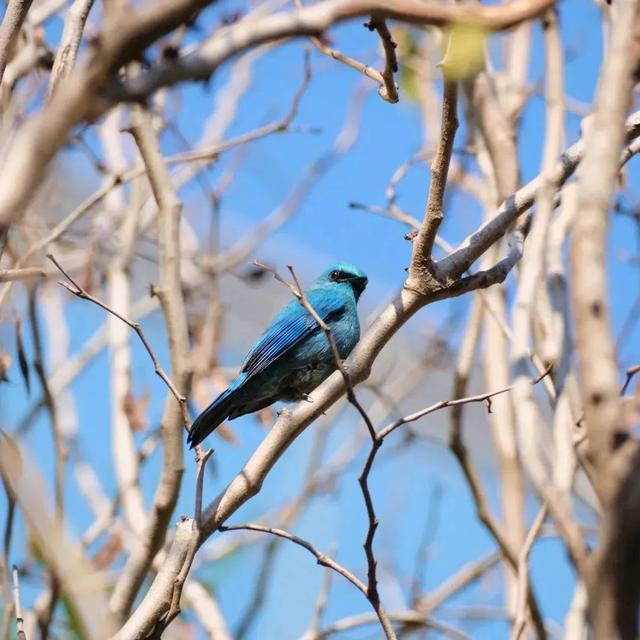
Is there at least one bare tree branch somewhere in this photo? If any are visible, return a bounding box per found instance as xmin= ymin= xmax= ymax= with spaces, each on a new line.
xmin=416 ymin=551 xmax=501 ymax=614
xmin=621 ymin=364 xmax=640 ymax=395
xmin=254 ymin=260 xmax=395 ymax=638
xmin=306 ymin=610 xmax=469 ymax=640
xmin=0 ymin=0 xmax=221 ymax=232
xmin=26 ymin=287 xmax=66 ymax=636
xmin=0 ymin=0 xmax=33 ymax=84
xmin=48 ymin=254 xmax=187 ymax=411
xmin=0 ymin=480 xmax=15 ymax=640
xmin=47 ymin=0 xmax=95 ymax=96
xmin=438 ymin=110 xmax=640 ymax=280
xmin=511 ymin=505 xmax=548 ymax=640
xmin=10 ymin=1 xmax=640 ymax=636
xmin=0 ymin=268 xmax=45 ymax=282
xmin=570 ymin=0 xmax=640 ymax=636
xmin=0 ymin=0 xmax=555 ymax=235
xmin=294 ymin=0 xmax=395 ymax=102
xmin=11 ymin=566 xmax=26 ymax=640
xmin=572 ymin=3 xmax=638 ymax=480
xmin=219 ymin=523 xmax=369 ymax=596
xmin=364 ymin=16 xmax=399 ymax=103
xmin=114 ymin=0 xmax=555 ymax=101
xmin=109 ymin=104 xmax=193 ymax=620
xmin=407 ymin=80 xmax=458 ymax=288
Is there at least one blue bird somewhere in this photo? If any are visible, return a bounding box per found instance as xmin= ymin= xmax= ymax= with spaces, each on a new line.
xmin=187 ymin=262 xmax=368 ymax=448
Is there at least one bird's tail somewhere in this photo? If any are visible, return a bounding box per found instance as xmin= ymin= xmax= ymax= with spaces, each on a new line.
xmin=187 ymin=375 xmax=246 ymax=449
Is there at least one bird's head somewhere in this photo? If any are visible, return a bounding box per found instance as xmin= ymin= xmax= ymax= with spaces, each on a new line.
xmin=316 ymin=262 xmax=368 ymax=301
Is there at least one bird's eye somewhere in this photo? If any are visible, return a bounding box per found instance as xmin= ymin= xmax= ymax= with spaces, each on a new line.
xmin=329 ymin=270 xmax=340 ymax=281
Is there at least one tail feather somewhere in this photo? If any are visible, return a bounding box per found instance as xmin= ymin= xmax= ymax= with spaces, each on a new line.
xmin=187 ymin=375 xmax=245 ymax=448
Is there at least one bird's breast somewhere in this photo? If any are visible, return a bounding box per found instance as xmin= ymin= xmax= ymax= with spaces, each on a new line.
xmin=278 ymin=361 xmax=336 ymax=401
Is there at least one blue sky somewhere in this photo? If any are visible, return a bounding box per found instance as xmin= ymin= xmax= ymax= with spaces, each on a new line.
xmin=1 ymin=0 xmax=639 ymax=637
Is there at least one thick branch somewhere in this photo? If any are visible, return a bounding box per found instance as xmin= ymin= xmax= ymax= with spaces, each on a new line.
xmin=0 ymin=268 xmax=46 ymax=282
xmin=571 ymin=3 xmax=638 ymax=483
xmin=438 ymin=110 xmax=640 ymax=280
xmin=0 ymin=0 xmax=33 ymax=84
xmin=407 ymin=80 xmax=458 ymax=291
xmin=109 ymin=105 xmax=192 ymax=620
xmin=112 ymin=0 xmax=554 ymax=101
xmin=570 ymin=0 xmax=640 ymax=637
xmin=0 ymin=0 xmax=219 ymax=231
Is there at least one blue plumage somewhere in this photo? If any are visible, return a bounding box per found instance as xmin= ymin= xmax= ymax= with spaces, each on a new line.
xmin=187 ymin=262 xmax=368 ymax=448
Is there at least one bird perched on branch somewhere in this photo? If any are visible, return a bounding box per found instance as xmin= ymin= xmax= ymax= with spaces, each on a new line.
xmin=187 ymin=262 xmax=368 ymax=448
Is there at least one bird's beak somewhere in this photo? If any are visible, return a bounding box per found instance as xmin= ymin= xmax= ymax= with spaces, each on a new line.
xmin=349 ymin=275 xmax=368 ymax=292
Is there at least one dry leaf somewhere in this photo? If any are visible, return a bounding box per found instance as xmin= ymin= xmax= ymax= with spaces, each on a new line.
xmin=15 ymin=318 xmax=30 ymax=394
xmin=0 ymin=428 xmax=23 ymax=484
xmin=257 ymin=406 xmax=274 ymax=428
xmin=622 ymin=394 xmax=640 ymax=430
xmin=216 ymin=422 xmax=238 ymax=444
xmin=2 ymin=433 xmax=116 ymax=636
xmin=123 ymin=388 xmax=150 ymax=432
xmin=79 ymin=252 xmax=96 ymax=294
xmin=92 ymin=531 xmax=123 ymax=570
xmin=0 ymin=350 xmax=11 ymax=383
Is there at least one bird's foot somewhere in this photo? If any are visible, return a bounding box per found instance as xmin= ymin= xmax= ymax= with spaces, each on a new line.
xmin=302 ymin=393 xmax=314 ymax=403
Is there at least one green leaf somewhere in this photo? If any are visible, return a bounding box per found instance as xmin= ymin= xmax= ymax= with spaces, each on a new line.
xmin=441 ymin=22 xmax=488 ymax=80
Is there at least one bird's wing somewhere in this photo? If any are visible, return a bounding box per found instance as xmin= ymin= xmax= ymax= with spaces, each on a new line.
xmin=240 ymin=289 xmax=344 ymax=380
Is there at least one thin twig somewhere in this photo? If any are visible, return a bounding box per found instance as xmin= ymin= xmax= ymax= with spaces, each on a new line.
xmin=0 ymin=480 xmax=15 ymax=640
xmin=47 ymin=253 xmax=188 ymax=418
xmin=195 ymin=449 xmax=213 ymax=526
xmin=219 ymin=524 xmax=369 ymax=596
xmin=27 ymin=288 xmax=64 ymax=637
xmin=364 ymin=16 xmax=399 ymax=103
xmin=293 ymin=0 xmax=397 ymax=102
xmin=306 ymin=610 xmax=469 ymax=640
xmin=511 ymin=505 xmax=548 ymax=640
xmin=620 ymin=363 xmax=640 ymax=395
xmin=306 ymin=565 xmax=333 ymax=637
xmin=448 ymin=429 xmax=547 ymax=638
xmin=170 ymin=50 xmax=312 ymax=166
xmin=11 ymin=566 xmax=27 ymax=640
xmin=379 ymin=364 xmax=552 ymax=441
xmin=416 ymin=551 xmax=501 ymax=614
